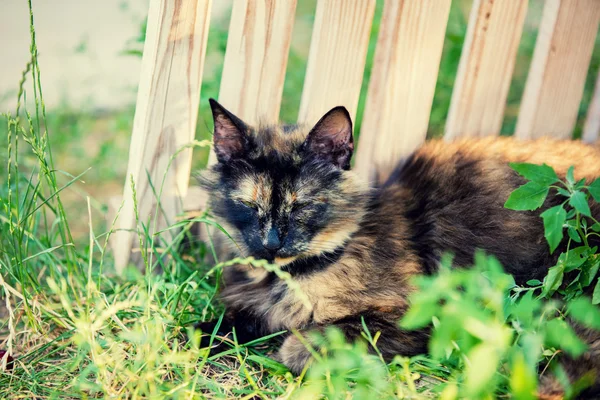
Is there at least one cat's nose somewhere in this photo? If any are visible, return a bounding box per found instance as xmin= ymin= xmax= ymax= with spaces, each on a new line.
xmin=263 ymin=227 xmax=282 ymax=251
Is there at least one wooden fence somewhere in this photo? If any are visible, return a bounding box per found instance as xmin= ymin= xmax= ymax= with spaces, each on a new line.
xmin=112 ymin=0 xmax=600 ymax=272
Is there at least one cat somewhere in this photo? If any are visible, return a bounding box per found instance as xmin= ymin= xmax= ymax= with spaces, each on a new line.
xmin=196 ymin=98 xmax=600 ymax=397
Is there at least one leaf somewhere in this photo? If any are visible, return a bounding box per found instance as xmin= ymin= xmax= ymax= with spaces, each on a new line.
xmin=592 ymin=222 xmax=600 ymax=233
xmin=569 ymin=191 xmax=591 ymax=217
xmin=429 ymin=315 xmax=462 ymax=360
xmin=465 ymin=344 xmax=499 ymax=396
xmin=565 ymin=272 xmax=582 ymax=291
xmin=594 ymin=280 xmax=600 ymax=305
xmin=542 ymin=265 xmax=564 ymax=297
xmin=510 ymin=352 xmax=537 ymax=400
xmin=526 ymin=279 xmax=542 ymax=286
xmin=505 ymin=182 xmax=549 ymax=211
xmin=560 ymin=247 xmax=591 ymax=272
xmin=545 ymin=319 xmax=587 ymax=357
xmin=400 ymin=299 xmax=437 ymax=330
xmin=540 ymin=206 xmax=566 ymax=253
xmin=509 ymin=163 xmax=559 ymax=186
xmin=439 ymin=384 xmax=458 ymax=400
xmin=567 ymin=297 xmax=600 ymax=329
xmin=581 ymin=258 xmax=599 ymax=287
xmin=566 ymin=166 xmax=575 ymax=186
xmin=567 ymin=227 xmax=582 ymax=243
xmin=508 ymin=290 xmax=541 ymax=325
xmin=519 ymin=332 xmax=543 ymax=366
xmin=542 ymin=349 xmax=555 ymax=357
xmin=588 ymin=178 xmax=600 ymax=202
xmin=557 ymin=187 xmax=571 ymax=198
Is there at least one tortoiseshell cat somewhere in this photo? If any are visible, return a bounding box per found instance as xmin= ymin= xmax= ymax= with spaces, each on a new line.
xmin=197 ymin=99 xmax=600 ymax=396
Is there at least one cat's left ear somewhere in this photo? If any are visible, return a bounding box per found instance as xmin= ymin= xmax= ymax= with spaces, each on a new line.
xmin=303 ymin=106 xmax=354 ymax=170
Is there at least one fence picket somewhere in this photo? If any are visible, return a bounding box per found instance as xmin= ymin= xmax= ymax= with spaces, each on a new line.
xmin=355 ymin=0 xmax=450 ymax=182
xmin=207 ymin=0 xmax=297 ymax=165
xmin=516 ymin=0 xmax=600 ymax=139
xmin=445 ymin=0 xmax=527 ymax=139
xmin=298 ymin=0 xmax=376 ymax=126
xmin=113 ymin=0 xmax=211 ymax=272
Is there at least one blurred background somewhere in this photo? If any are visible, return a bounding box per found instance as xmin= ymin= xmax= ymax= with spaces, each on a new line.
xmin=1 ymin=0 xmax=599 ymax=239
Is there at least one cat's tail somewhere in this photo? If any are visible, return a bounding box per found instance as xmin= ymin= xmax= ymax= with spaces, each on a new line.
xmin=537 ymin=326 xmax=600 ymax=400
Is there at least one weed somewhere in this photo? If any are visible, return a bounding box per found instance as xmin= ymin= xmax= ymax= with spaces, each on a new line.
xmin=505 ymin=163 xmax=600 ymax=302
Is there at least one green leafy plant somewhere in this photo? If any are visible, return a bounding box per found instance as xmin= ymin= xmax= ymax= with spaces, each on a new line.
xmin=504 ymin=163 xmax=600 ymax=302
xmin=398 ymin=163 xmax=600 ymax=398
xmin=401 ymin=253 xmax=518 ymax=399
xmin=401 ymin=252 xmax=598 ymax=399
xmin=291 ymin=326 xmax=448 ymax=399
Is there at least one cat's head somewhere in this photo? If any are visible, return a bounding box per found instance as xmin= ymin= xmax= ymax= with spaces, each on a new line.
xmin=199 ymin=99 xmax=368 ymax=266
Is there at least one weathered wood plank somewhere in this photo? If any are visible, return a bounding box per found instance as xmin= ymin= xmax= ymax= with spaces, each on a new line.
xmin=445 ymin=0 xmax=527 ymax=139
xmin=355 ymin=0 xmax=451 ymax=182
xmin=113 ymin=0 xmax=212 ymax=272
xmin=516 ymin=0 xmax=600 ymax=140
xmin=583 ymin=68 xmax=600 ymax=143
xmin=207 ymin=0 xmax=297 ymax=166
xmin=219 ymin=0 xmax=297 ymax=124
xmin=298 ymin=0 xmax=376 ymax=126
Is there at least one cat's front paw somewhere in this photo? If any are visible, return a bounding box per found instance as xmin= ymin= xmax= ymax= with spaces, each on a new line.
xmin=278 ymin=335 xmax=314 ymax=375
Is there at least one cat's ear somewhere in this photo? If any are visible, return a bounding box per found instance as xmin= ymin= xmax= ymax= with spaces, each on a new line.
xmin=303 ymin=106 xmax=354 ymax=170
xmin=209 ymin=98 xmax=250 ymax=163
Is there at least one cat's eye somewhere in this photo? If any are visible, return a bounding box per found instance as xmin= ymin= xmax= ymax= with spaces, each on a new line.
xmin=240 ymin=200 xmax=258 ymax=210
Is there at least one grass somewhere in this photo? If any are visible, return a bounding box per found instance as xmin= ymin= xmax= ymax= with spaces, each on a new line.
xmin=1 ymin=0 xmax=600 ymax=398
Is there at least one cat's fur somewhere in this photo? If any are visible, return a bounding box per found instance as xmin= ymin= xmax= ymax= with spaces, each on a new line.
xmin=197 ymin=99 xmax=600 ymax=397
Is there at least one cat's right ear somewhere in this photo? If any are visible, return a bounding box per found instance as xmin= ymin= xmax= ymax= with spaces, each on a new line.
xmin=209 ymin=98 xmax=250 ymax=163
